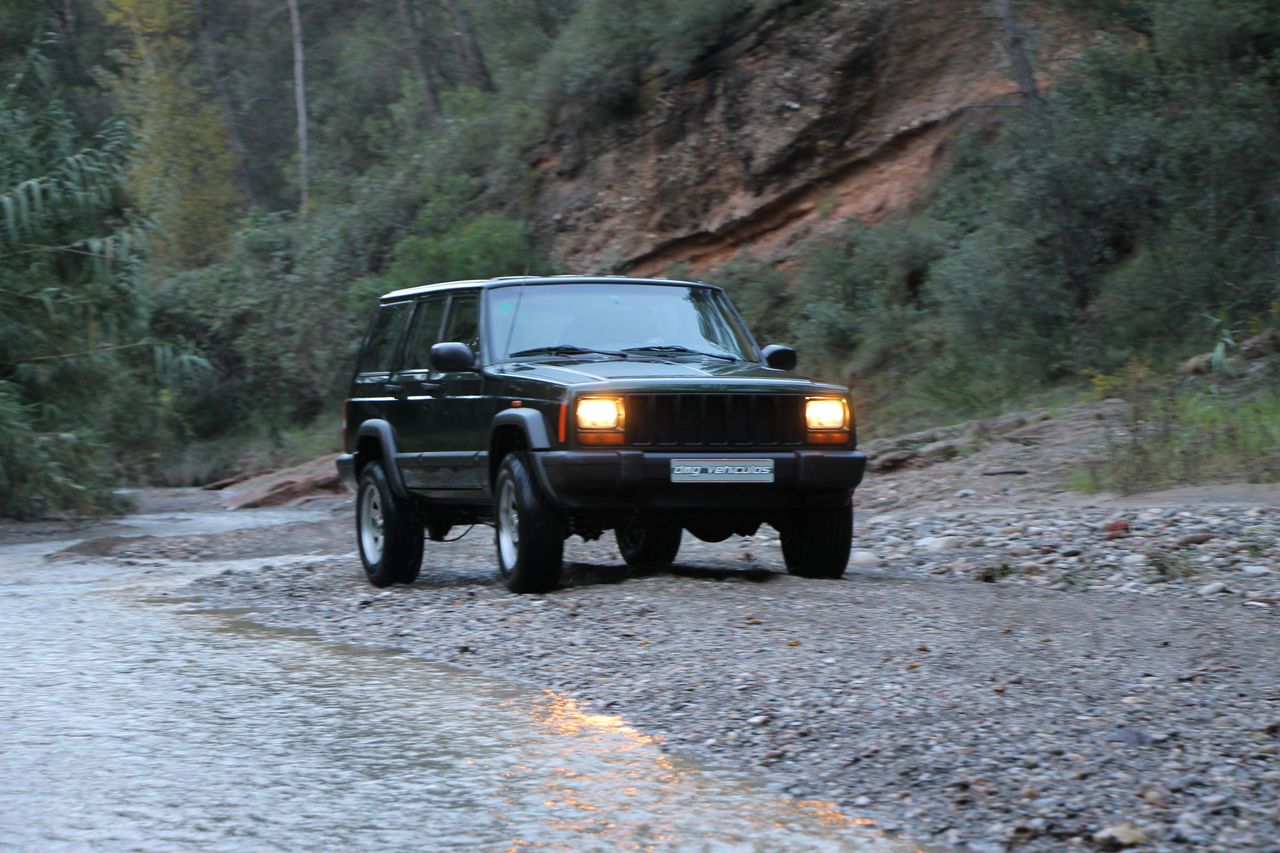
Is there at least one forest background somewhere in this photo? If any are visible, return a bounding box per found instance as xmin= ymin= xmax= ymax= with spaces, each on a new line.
xmin=2 ymin=0 xmax=1278 ymax=517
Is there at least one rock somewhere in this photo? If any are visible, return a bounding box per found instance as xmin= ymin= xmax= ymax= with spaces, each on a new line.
xmin=748 ymin=715 xmax=770 ymax=726
xmin=870 ymin=449 xmax=917 ymax=472
xmin=1177 ymin=532 xmax=1214 ymax=547
xmin=918 ymin=440 xmax=959 ymax=463
xmin=1105 ymin=520 xmax=1131 ymax=539
xmin=924 ymin=536 xmax=964 ymax=551
xmin=954 ymin=488 xmax=976 ymax=498
xmin=220 ymin=454 xmax=346 ymax=509
xmin=1241 ymin=565 xmax=1273 ymax=576
xmin=1196 ymin=581 xmax=1228 ymax=596
xmin=1122 ymin=554 xmax=1149 ymax=566
xmin=1240 ymin=327 xmax=1279 ymax=359
xmin=850 ymin=550 xmax=880 ymax=565
xmin=1093 ymin=823 xmax=1148 ymax=849
xmin=1107 ymin=728 xmax=1154 ymax=746
xmin=1178 ymin=352 xmax=1214 ymax=377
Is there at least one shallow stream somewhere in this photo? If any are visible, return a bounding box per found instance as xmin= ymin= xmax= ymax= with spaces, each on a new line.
xmin=0 ymin=508 xmax=916 ymax=851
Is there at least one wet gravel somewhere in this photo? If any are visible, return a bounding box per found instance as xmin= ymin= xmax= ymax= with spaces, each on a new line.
xmin=152 ymin=487 xmax=1280 ymax=853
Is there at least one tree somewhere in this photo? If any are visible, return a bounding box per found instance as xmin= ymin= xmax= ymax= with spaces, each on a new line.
xmin=0 ymin=38 xmax=162 ymax=516
xmin=399 ymin=0 xmax=443 ymax=123
xmin=287 ymin=0 xmax=309 ymax=211
xmin=442 ymin=0 xmax=496 ymax=92
xmin=994 ymin=0 xmax=1045 ymax=118
xmin=100 ymin=0 xmax=241 ymax=269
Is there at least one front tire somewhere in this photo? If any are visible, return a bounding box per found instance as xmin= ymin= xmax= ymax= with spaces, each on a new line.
xmin=615 ymin=521 xmax=682 ymax=567
xmin=780 ymin=505 xmax=852 ymax=579
xmin=494 ymin=452 xmax=564 ymax=594
xmin=356 ymin=461 xmax=423 ymax=587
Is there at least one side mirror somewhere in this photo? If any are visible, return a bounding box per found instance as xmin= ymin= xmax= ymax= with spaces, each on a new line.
xmin=431 ymin=341 xmax=477 ymax=372
xmin=762 ymin=344 xmax=797 ymax=371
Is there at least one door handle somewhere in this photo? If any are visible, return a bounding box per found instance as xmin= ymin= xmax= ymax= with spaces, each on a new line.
xmin=416 ymin=381 xmax=445 ymax=394
xmin=384 ymin=383 xmax=404 ymax=394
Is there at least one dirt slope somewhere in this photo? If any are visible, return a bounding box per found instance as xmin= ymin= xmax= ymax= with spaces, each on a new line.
xmin=530 ymin=0 xmax=1084 ymax=274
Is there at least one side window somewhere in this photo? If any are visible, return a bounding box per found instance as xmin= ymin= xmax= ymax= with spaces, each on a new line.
xmin=403 ymin=297 xmax=447 ymax=370
xmin=357 ymin=302 xmax=412 ymax=374
xmin=443 ymin=293 xmax=481 ymax=354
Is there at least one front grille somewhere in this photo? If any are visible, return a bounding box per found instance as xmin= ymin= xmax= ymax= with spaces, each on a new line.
xmin=624 ymin=393 xmax=805 ymax=448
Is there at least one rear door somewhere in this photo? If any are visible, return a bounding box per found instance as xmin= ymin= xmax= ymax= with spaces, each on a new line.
xmin=387 ymin=295 xmax=448 ymax=489
xmin=349 ymin=300 xmax=414 ymax=438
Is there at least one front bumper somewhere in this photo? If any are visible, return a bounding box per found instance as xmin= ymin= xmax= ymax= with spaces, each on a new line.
xmin=531 ymin=449 xmax=867 ymax=511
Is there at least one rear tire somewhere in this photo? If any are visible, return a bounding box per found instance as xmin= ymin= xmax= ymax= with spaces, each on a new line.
xmin=494 ymin=452 xmax=564 ymax=594
xmin=356 ymin=461 xmax=423 ymax=587
xmin=615 ymin=521 xmax=682 ymax=567
xmin=780 ymin=505 xmax=852 ymax=579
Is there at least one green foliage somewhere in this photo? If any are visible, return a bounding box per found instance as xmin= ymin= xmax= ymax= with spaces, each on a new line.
xmin=0 ymin=35 xmax=190 ymax=516
xmin=709 ymin=0 xmax=1280 ymax=435
xmin=1073 ymin=382 xmax=1280 ymax=494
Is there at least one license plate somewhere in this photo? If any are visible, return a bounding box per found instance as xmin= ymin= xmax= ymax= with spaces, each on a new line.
xmin=670 ymin=459 xmax=775 ymax=483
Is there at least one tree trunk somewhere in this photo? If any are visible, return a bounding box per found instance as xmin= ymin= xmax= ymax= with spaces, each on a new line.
xmin=441 ymin=0 xmax=495 ymax=93
xmin=398 ymin=0 xmax=442 ymax=123
xmin=192 ymin=0 xmax=256 ymax=208
xmin=994 ymin=0 xmax=1045 ymax=118
xmin=287 ymin=0 xmax=309 ymax=212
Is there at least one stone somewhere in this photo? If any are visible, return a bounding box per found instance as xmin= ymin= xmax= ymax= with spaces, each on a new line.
xmin=1241 ymin=565 xmax=1273 ymax=576
xmin=850 ymin=550 xmax=880 ymax=565
xmin=1093 ymin=823 xmax=1148 ymax=849
xmin=1196 ymin=582 xmax=1228 ymax=596
xmin=1177 ymin=532 xmax=1214 ymax=547
xmin=924 ymin=536 xmax=964 ymax=551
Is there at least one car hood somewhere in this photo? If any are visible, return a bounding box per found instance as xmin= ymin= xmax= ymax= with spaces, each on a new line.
xmin=489 ymin=357 xmax=847 ymax=395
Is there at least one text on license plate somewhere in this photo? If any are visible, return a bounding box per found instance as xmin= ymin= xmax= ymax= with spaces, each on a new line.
xmin=670 ymin=459 xmax=774 ymax=483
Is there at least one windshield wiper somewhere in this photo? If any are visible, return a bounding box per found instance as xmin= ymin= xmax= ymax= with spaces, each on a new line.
xmin=508 ymin=344 xmax=630 ymax=359
xmin=623 ymin=345 xmax=738 ymax=362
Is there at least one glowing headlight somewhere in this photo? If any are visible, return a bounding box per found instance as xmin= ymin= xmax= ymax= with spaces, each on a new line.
xmin=805 ymin=398 xmax=848 ymax=430
xmin=576 ymin=397 xmax=624 ymax=430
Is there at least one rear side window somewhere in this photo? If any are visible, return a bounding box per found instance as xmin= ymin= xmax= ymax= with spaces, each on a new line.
xmin=403 ymin=297 xmax=447 ymax=370
xmin=443 ymin=293 xmax=481 ymax=354
xmin=358 ymin=302 xmax=412 ymax=374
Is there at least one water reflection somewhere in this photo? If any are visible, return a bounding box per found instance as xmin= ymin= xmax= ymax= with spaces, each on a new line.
xmin=0 ymin=550 xmax=921 ymax=851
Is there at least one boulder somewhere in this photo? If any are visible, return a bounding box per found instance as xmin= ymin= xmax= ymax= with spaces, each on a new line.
xmin=217 ymin=453 xmax=347 ymax=509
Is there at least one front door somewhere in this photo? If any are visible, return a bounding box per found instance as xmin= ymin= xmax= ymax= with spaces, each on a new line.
xmin=387 ymin=291 xmax=488 ymax=492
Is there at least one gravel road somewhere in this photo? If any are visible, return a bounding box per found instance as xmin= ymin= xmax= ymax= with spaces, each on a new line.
xmin=44 ymin=403 xmax=1280 ymax=852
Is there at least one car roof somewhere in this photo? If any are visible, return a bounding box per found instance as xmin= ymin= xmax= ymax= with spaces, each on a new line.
xmin=379 ymin=275 xmax=721 ymax=302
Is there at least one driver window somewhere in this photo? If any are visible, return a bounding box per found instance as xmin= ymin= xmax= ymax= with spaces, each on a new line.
xmin=443 ymin=293 xmax=481 ymax=354
xmin=403 ymin=297 xmax=447 ymax=371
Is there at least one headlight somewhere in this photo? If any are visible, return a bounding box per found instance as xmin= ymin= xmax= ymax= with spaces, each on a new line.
xmin=576 ymin=397 xmax=625 ymax=430
xmin=805 ymin=398 xmax=848 ymax=430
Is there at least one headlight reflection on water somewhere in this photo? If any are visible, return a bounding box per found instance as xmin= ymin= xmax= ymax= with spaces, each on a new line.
xmin=498 ymin=691 xmax=927 ymax=852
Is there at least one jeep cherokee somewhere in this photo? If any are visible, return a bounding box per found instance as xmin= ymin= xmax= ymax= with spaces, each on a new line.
xmin=337 ymin=276 xmax=867 ymax=593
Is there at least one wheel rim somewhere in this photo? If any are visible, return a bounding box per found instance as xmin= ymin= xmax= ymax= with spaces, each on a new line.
xmin=359 ymin=482 xmax=385 ymax=564
xmin=497 ymin=478 xmax=519 ymax=570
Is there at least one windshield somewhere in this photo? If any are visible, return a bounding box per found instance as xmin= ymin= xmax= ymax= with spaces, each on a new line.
xmin=486 ymin=283 xmax=759 ymax=362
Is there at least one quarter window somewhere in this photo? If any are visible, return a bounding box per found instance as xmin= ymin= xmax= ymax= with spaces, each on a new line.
xmin=358 ymin=302 xmax=412 ymax=374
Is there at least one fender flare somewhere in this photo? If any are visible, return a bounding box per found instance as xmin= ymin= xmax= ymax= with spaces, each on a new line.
xmin=354 ymin=419 xmax=410 ymax=498
xmin=491 ymin=408 xmax=553 ymax=450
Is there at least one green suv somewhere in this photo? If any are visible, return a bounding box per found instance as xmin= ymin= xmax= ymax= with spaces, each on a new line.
xmin=337 ymin=276 xmax=867 ymax=593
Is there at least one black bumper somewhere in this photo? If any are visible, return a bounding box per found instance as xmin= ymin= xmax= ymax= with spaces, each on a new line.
xmin=531 ymin=449 xmax=867 ymax=512
xmin=336 ymin=453 xmax=357 ymax=490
